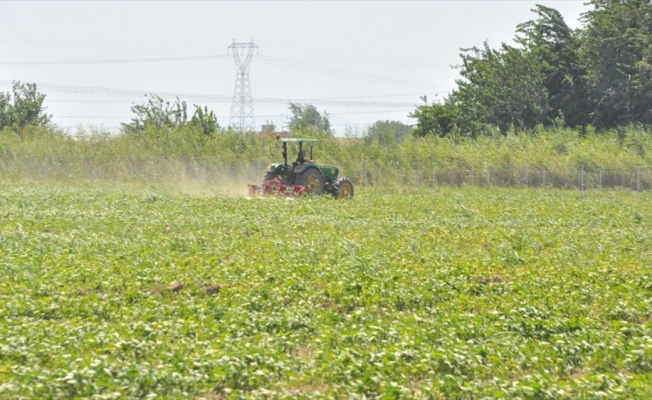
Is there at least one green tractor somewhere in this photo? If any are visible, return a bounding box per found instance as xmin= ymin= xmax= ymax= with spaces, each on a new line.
xmin=248 ymin=137 xmax=354 ymax=199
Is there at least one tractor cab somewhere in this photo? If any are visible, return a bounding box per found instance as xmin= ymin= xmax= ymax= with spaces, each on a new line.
xmin=281 ymin=138 xmax=318 ymax=168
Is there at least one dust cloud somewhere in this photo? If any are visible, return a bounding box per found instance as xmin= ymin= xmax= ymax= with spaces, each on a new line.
xmin=0 ymin=158 xmax=265 ymax=199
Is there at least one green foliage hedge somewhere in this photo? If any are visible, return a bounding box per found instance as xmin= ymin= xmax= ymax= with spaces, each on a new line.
xmin=0 ymin=126 xmax=651 ymax=189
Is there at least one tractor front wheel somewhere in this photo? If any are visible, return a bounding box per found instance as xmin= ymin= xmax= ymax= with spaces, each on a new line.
xmin=296 ymin=167 xmax=324 ymax=195
xmin=332 ymin=177 xmax=354 ymax=199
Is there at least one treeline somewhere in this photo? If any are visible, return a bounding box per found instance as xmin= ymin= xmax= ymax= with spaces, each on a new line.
xmin=412 ymin=0 xmax=652 ymax=138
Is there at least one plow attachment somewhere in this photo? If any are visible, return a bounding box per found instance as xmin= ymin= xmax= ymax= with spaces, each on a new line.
xmin=248 ymin=178 xmax=307 ymax=198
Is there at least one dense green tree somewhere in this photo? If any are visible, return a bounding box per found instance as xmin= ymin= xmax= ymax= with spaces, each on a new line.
xmin=190 ymin=105 xmax=220 ymax=136
xmin=0 ymin=81 xmax=51 ymax=131
xmin=516 ymin=5 xmax=590 ymax=129
xmin=122 ymin=95 xmax=189 ymax=135
xmin=287 ymin=103 xmax=333 ymax=136
xmin=411 ymin=2 xmax=652 ymax=137
xmin=456 ymin=42 xmax=549 ymax=135
xmin=411 ymin=97 xmax=462 ymax=137
xmin=413 ymin=40 xmax=549 ymax=138
xmin=581 ymin=0 xmax=652 ymax=129
xmin=122 ymin=95 xmax=220 ymax=136
xmin=0 ymin=91 xmax=11 ymax=129
xmin=365 ymin=120 xmax=412 ymax=144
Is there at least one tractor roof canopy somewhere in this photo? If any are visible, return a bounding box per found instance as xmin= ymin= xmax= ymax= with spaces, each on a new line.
xmin=278 ymin=138 xmax=318 ymax=143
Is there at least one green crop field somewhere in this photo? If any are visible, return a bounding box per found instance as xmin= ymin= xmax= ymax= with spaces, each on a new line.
xmin=2 ymin=182 xmax=652 ymax=398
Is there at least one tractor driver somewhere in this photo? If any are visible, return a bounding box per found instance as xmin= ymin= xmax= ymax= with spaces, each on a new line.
xmin=296 ymin=149 xmax=307 ymax=164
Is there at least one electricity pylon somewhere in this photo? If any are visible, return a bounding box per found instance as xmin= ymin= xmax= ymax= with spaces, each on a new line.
xmin=228 ymin=40 xmax=258 ymax=135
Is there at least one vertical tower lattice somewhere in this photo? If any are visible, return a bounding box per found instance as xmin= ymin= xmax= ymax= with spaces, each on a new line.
xmin=228 ymin=40 xmax=258 ymax=135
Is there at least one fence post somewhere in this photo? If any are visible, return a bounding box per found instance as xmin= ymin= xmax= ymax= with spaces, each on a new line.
xmin=637 ymin=167 xmax=641 ymax=191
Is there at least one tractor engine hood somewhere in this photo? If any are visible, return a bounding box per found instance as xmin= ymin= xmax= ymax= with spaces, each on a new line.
xmin=268 ymin=162 xmax=339 ymax=183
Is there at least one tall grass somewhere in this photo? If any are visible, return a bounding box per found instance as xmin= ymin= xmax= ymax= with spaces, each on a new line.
xmin=1 ymin=125 xmax=651 ymax=190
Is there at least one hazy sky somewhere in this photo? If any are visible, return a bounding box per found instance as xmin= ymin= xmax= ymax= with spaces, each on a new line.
xmin=0 ymin=1 xmax=589 ymax=135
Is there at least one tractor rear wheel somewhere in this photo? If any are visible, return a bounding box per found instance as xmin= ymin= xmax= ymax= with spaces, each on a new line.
xmin=296 ymin=167 xmax=324 ymax=195
xmin=332 ymin=177 xmax=354 ymax=199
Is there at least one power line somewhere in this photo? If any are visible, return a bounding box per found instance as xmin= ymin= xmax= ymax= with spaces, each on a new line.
xmin=43 ymin=92 xmax=431 ymax=104
xmin=55 ymin=116 xmax=131 ymax=119
xmin=55 ymin=109 xmax=413 ymax=120
xmin=0 ymin=79 xmax=422 ymax=107
xmin=257 ymin=55 xmax=445 ymax=90
xmin=0 ymin=51 xmax=449 ymax=91
xmin=0 ymin=55 xmax=228 ymax=65
xmin=0 ymin=37 xmax=232 ymax=45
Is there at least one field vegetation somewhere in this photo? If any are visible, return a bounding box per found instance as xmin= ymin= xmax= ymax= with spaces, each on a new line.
xmin=1 ymin=181 xmax=652 ymax=398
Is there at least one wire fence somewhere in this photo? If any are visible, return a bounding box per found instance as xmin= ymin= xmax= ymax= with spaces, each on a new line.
xmin=3 ymin=158 xmax=652 ymax=191
xmin=343 ymin=164 xmax=652 ymax=191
